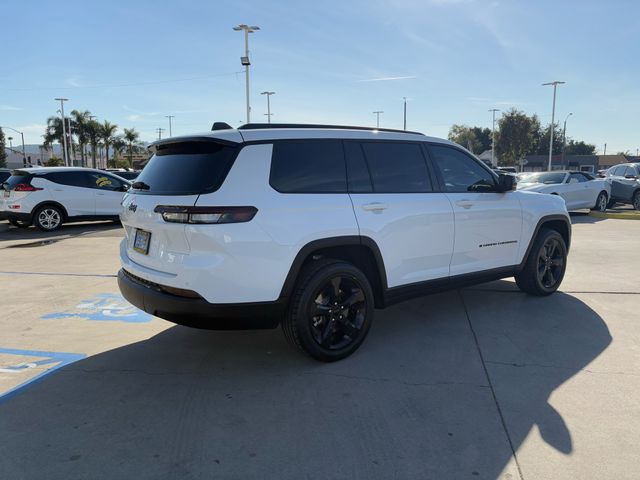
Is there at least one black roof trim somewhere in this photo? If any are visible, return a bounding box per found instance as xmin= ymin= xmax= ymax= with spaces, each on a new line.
xmin=238 ymin=123 xmax=425 ymax=136
xmin=211 ymin=122 xmax=233 ymax=131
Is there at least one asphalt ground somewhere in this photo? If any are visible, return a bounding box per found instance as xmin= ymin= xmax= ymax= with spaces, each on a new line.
xmin=0 ymin=214 xmax=638 ymax=480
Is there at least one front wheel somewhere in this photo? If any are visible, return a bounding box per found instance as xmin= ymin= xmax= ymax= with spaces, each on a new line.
xmin=282 ymin=259 xmax=374 ymax=362
xmin=515 ymin=228 xmax=567 ymax=296
xmin=633 ymin=191 xmax=640 ymax=211
xmin=591 ymin=191 xmax=608 ymax=212
xmin=34 ymin=205 xmax=63 ymax=232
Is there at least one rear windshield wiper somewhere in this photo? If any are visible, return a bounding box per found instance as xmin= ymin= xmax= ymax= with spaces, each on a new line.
xmin=131 ymin=181 xmax=151 ymax=190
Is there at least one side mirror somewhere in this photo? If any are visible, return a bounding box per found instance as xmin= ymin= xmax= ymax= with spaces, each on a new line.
xmin=496 ymin=173 xmax=517 ymax=192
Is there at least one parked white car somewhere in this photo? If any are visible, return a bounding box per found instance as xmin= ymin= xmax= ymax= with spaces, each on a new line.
xmin=517 ymin=171 xmax=610 ymax=212
xmin=0 ymin=167 xmax=130 ymax=231
xmin=117 ymin=123 xmax=572 ymax=362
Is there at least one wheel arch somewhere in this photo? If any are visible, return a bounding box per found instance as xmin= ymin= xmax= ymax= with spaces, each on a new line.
xmin=33 ymin=201 xmax=69 ymax=222
xmin=519 ymin=214 xmax=571 ymax=269
xmin=279 ymin=236 xmax=388 ymax=308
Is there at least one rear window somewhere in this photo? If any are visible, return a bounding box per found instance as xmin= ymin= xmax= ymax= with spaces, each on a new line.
xmin=0 ymin=171 xmax=10 ymax=184
xmin=133 ymin=141 xmax=237 ymax=195
xmin=3 ymin=171 xmax=32 ymax=190
xmin=269 ymin=141 xmax=347 ymax=193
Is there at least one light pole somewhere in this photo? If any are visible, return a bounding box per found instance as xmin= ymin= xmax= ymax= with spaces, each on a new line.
xmin=156 ymin=127 xmax=165 ymax=140
xmin=1 ymin=126 xmax=27 ymax=165
xmin=542 ymin=81 xmax=565 ymax=171
xmin=561 ymin=112 xmax=573 ymax=168
xmin=165 ymin=115 xmax=174 ymax=136
xmin=403 ymin=97 xmax=407 ymax=130
xmin=373 ymin=111 xmax=383 ymax=128
xmin=233 ymin=24 xmax=260 ymax=124
xmin=260 ymin=92 xmax=275 ymax=123
xmin=55 ymin=98 xmax=69 ymax=166
xmin=488 ymin=109 xmax=500 ymax=167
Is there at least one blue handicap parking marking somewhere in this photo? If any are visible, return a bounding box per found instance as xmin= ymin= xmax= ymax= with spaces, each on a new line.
xmin=42 ymin=293 xmax=152 ymax=323
xmin=0 ymin=347 xmax=86 ymax=402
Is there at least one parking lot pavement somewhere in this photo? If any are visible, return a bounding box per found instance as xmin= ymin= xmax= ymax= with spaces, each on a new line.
xmin=0 ymin=216 xmax=638 ymax=480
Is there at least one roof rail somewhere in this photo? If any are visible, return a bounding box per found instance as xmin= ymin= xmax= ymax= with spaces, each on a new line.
xmin=238 ymin=123 xmax=425 ymax=136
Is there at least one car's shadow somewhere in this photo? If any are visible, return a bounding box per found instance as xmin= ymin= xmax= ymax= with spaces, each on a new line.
xmin=0 ymin=220 xmax=122 ymax=245
xmin=0 ymin=282 xmax=611 ymax=479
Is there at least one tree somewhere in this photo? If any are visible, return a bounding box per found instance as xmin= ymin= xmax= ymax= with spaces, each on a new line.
xmin=448 ymin=125 xmax=493 ymax=154
xmin=530 ymin=121 xmax=563 ymax=155
xmin=100 ymin=121 xmax=118 ymax=169
xmin=43 ymin=116 xmax=72 ymax=162
xmin=565 ymin=140 xmax=596 ymax=155
xmin=123 ymin=128 xmax=139 ymax=169
xmin=470 ymin=127 xmax=492 ymax=153
xmin=85 ymin=120 xmax=101 ymax=168
xmin=0 ymin=127 xmax=7 ymax=168
xmin=71 ymin=110 xmax=91 ymax=167
xmin=495 ymin=108 xmax=538 ymax=166
xmin=111 ymin=136 xmax=126 ymax=166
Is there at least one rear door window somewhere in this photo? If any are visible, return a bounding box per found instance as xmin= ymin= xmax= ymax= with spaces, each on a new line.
xmin=359 ymin=142 xmax=432 ymax=193
xmin=86 ymin=172 xmax=127 ymax=191
xmin=134 ymin=141 xmax=237 ymax=195
xmin=45 ymin=171 xmax=92 ymax=188
xmin=269 ymin=140 xmax=347 ymax=193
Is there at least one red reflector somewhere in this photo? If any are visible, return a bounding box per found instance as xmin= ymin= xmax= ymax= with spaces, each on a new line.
xmin=9 ymin=205 xmax=21 ymax=209
xmin=14 ymin=183 xmax=42 ymax=192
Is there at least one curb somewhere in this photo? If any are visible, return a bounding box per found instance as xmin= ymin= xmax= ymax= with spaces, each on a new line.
xmin=589 ymin=210 xmax=640 ymax=220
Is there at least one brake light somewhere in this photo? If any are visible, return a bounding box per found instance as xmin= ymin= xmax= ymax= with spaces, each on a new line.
xmin=14 ymin=183 xmax=42 ymax=192
xmin=154 ymin=206 xmax=258 ymax=224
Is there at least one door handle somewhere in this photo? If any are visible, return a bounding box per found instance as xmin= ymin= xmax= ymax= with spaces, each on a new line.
xmin=455 ymin=200 xmax=474 ymax=209
xmin=362 ymin=202 xmax=388 ymax=211
xmin=96 ymin=192 xmax=105 ymax=196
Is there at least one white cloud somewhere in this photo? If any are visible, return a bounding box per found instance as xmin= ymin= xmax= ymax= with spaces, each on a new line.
xmin=357 ymin=75 xmax=418 ymax=82
xmin=0 ymin=104 xmax=21 ymax=111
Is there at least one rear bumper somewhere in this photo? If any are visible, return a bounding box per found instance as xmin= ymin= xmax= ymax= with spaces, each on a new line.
xmin=0 ymin=211 xmax=32 ymax=222
xmin=117 ymin=269 xmax=286 ymax=330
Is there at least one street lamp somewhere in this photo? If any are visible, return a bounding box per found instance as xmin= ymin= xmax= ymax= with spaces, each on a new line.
xmin=542 ymin=81 xmax=565 ymax=171
xmin=403 ymin=97 xmax=407 ymax=130
xmin=562 ymin=112 xmax=573 ymax=168
xmin=488 ymin=109 xmax=500 ymax=167
xmin=1 ymin=125 xmax=27 ymax=165
xmin=373 ymin=111 xmax=383 ymax=128
xmin=260 ymin=92 xmax=275 ymax=123
xmin=233 ymin=24 xmax=260 ymax=124
xmin=165 ymin=115 xmax=174 ymax=136
xmin=55 ymin=98 xmax=69 ymax=166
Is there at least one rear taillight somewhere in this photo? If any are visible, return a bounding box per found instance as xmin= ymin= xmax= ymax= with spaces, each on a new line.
xmin=154 ymin=206 xmax=258 ymax=224
xmin=14 ymin=183 xmax=42 ymax=192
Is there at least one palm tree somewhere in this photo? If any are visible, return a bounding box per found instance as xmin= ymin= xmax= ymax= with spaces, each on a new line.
xmin=100 ymin=121 xmax=118 ymax=168
xmin=123 ymin=128 xmax=139 ymax=169
xmin=85 ymin=120 xmax=101 ymax=169
xmin=43 ymin=116 xmax=70 ymax=160
xmin=71 ymin=110 xmax=91 ymax=167
xmin=111 ymin=136 xmax=126 ymax=165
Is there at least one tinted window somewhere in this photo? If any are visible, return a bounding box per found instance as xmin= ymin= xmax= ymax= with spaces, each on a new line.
xmin=360 ymin=142 xmax=431 ymax=193
xmin=3 ymin=171 xmax=32 ymax=190
xmin=569 ymin=173 xmax=587 ymax=183
xmin=429 ymin=145 xmax=496 ymax=192
xmin=344 ymin=142 xmax=373 ymax=193
xmin=135 ymin=141 xmax=237 ymax=195
xmin=270 ymin=141 xmax=346 ymax=193
xmin=0 ymin=171 xmax=10 ymax=184
xmin=44 ymin=171 xmax=91 ymax=188
xmin=86 ymin=172 xmax=127 ymax=191
xmin=611 ymin=165 xmax=625 ymax=176
xmin=623 ymin=166 xmax=638 ymax=177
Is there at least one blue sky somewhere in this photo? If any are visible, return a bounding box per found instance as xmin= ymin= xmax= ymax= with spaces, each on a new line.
xmin=1 ymin=0 xmax=638 ymax=154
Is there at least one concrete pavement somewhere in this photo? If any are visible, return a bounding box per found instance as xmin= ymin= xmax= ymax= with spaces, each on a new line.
xmin=0 ymin=216 xmax=637 ymax=479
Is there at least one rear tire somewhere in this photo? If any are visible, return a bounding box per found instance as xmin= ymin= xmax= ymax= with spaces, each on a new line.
xmin=34 ymin=205 xmax=63 ymax=232
xmin=591 ymin=191 xmax=608 ymax=212
xmin=9 ymin=218 xmax=31 ymax=228
xmin=515 ymin=228 xmax=567 ymax=296
xmin=282 ymin=259 xmax=374 ymax=362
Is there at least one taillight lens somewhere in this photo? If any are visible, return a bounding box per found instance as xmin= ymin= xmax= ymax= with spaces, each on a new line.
xmin=14 ymin=183 xmax=42 ymax=192
xmin=154 ymin=206 xmax=258 ymax=224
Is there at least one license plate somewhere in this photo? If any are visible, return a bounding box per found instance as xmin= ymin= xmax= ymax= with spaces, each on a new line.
xmin=133 ymin=229 xmax=151 ymax=255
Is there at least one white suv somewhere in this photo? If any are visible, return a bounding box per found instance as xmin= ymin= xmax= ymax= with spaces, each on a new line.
xmin=0 ymin=167 xmax=130 ymax=231
xmin=118 ymin=124 xmax=571 ymax=361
